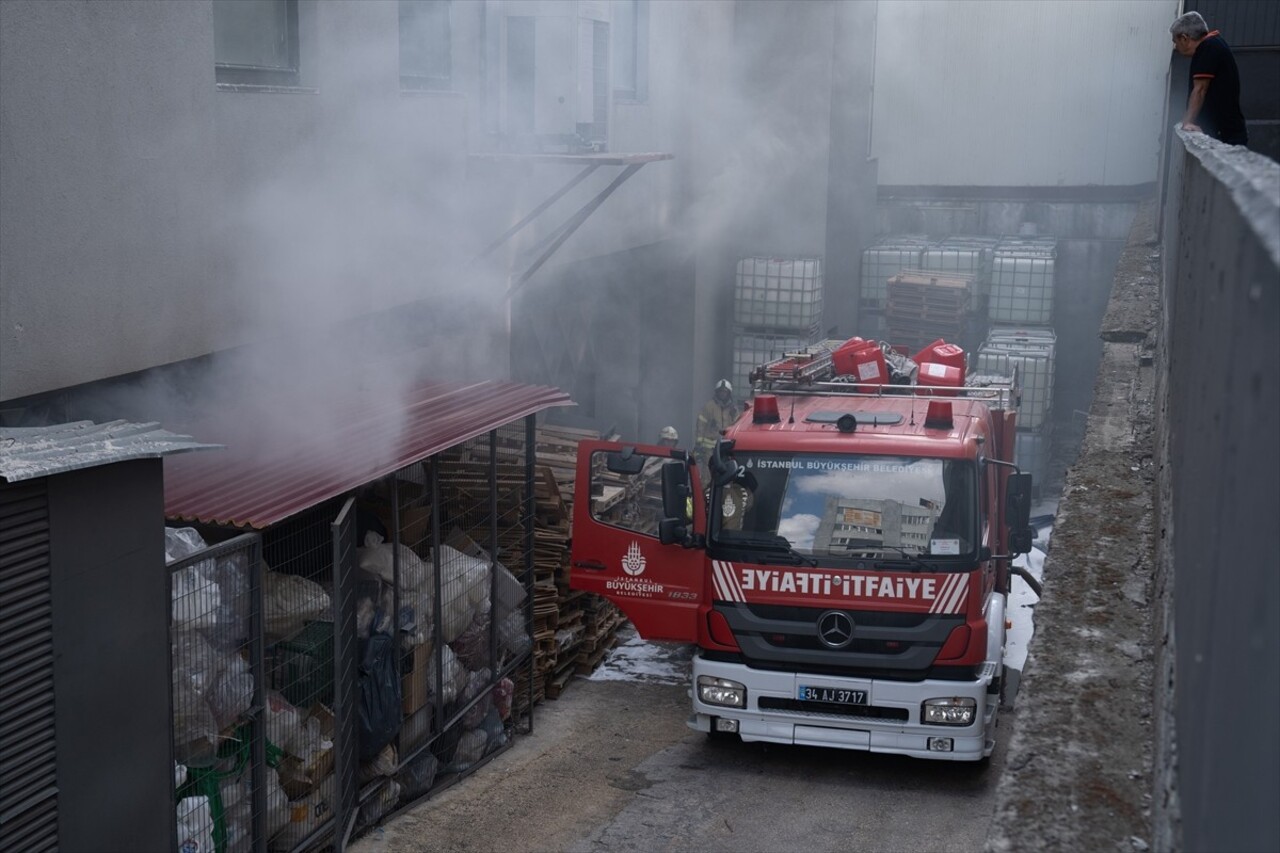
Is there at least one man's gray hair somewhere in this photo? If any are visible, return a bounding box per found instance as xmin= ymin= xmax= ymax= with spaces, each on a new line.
xmin=1170 ymin=11 xmax=1209 ymax=40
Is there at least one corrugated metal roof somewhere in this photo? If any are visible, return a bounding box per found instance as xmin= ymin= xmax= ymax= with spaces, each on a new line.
xmin=163 ymin=378 xmax=573 ymax=530
xmin=0 ymin=420 xmax=222 ymax=483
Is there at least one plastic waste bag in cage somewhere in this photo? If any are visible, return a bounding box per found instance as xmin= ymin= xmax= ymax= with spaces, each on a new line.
xmin=497 ymin=612 xmax=531 ymax=660
xmin=263 ymin=692 xmax=303 ymax=757
xmin=172 ymin=678 xmax=219 ymax=766
xmin=358 ymin=530 xmax=432 ymax=592
xmin=358 ymin=743 xmax=398 ymax=785
xmin=357 ymin=618 xmax=401 ymax=763
xmin=358 ymin=779 xmax=401 ymax=829
xmin=166 ymin=527 xmax=208 ymax=564
xmin=448 ymin=728 xmax=488 ymax=773
xmin=395 ymin=752 xmax=439 ymax=800
xmin=210 ymin=764 xmax=291 ymax=848
xmin=263 ymin=572 xmax=331 ymax=640
xmin=265 ymin=768 xmax=292 ymax=837
xmin=204 ymin=551 xmax=251 ymax=651
xmin=175 ymin=795 xmax=214 ymax=853
xmin=435 ymin=545 xmax=491 ymax=644
xmin=428 ymin=644 xmax=468 ymax=704
xmin=481 ymin=706 xmax=508 ymax=750
xmin=449 ymin=612 xmax=492 ymax=672
xmin=172 ymin=564 xmax=221 ymax=630
xmin=173 ymin=630 xmax=225 ymax=697
xmin=493 ymin=678 xmax=515 ymax=721
xmin=284 ymin=713 xmax=332 ymax=768
xmin=445 ymin=530 xmax=528 ymax=624
xmin=208 ymin=652 xmax=254 ymax=731
xmin=461 ymin=669 xmax=493 ymax=729
xmin=402 ymin=587 xmax=434 ymax=644
xmin=355 ymin=588 xmax=395 ymax=640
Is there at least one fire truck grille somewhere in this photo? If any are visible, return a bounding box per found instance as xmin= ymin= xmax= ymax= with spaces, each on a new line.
xmin=757 ymin=697 xmax=910 ymax=722
xmin=746 ymin=604 xmax=930 ymax=628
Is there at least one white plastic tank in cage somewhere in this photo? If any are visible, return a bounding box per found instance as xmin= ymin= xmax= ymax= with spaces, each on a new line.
xmin=990 ymin=237 xmax=1056 ymax=324
xmin=733 ymin=257 xmax=823 ymax=331
xmin=975 ymin=326 xmax=1056 ymax=430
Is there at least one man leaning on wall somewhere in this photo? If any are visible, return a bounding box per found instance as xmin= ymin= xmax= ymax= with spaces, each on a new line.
xmin=1171 ymin=10 xmax=1248 ymax=147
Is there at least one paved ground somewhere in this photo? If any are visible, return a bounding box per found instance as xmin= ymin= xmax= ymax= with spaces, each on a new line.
xmin=353 ymin=658 xmax=1011 ymax=853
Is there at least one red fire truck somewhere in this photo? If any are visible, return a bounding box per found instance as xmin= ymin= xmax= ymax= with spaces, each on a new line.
xmin=570 ymin=339 xmax=1034 ymax=761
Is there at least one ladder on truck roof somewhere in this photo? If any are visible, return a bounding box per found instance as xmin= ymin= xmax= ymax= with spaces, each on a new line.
xmin=749 ymin=340 xmax=1022 ymax=412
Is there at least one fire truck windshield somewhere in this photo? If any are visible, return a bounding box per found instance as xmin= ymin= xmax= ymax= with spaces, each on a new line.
xmin=711 ymin=453 xmax=977 ymax=561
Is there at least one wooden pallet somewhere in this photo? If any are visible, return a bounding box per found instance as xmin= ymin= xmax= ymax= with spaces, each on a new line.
xmin=576 ymin=632 xmax=620 ymax=674
xmin=544 ymin=655 xmax=580 ymax=700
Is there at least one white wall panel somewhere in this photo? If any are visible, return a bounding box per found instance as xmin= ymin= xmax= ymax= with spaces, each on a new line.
xmin=870 ymin=0 xmax=1180 ymax=187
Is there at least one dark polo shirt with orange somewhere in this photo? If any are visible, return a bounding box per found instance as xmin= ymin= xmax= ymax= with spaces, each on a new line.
xmin=1189 ymin=30 xmax=1247 ymax=145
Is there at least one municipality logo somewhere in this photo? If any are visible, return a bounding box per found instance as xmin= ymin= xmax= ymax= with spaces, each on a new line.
xmin=622 ymin=541 xmax=646 ymax=576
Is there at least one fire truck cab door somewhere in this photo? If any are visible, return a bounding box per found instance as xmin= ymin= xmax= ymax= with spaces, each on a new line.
xmin=570 ymin=440 xmax=705 ymax=642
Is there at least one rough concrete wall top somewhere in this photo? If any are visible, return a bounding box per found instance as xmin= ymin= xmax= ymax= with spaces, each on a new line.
xmin=986 ymin=201 xmax=1161 ymax=852
xmin=1174 ymin=130 xmax=1280 ymax=266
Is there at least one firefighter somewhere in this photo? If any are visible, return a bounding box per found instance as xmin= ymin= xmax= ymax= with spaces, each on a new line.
xmin=695 ymin=379 xmax=740 ymax=473
xmin=657 ymin=425 xmax=680 ymax=447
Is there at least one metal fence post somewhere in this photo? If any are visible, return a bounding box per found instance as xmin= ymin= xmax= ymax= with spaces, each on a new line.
xmin=523 ymin=414 xmax=537 ymax=732
xmin=330 ymin=499 xmax=358 ymax=852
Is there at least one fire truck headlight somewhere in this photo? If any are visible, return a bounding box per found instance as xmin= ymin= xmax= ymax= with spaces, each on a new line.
xmin=922 ymin=697 xmax=977 ymax=726
xmin=698 ymin=675 xmax=746 ymax=708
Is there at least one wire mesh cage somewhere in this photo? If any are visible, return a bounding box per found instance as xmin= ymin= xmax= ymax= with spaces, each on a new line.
xmin=168 ymin=417 xmax=540 ymax=851
xmin=169 ymin=531 xmax=282 ymax=853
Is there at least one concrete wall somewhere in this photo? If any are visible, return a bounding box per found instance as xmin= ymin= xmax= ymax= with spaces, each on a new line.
xmin=871 ymin=0 xmax=1179 ymax=187
xmin=0 ymin=0 xmax=708 ymax=405
xmin=1154 ymin=129 xmax=1280 ymax=852
xmin=0 ymin=0 xmax=870 ymax=448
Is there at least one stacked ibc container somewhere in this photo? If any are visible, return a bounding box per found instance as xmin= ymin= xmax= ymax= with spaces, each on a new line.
xmin=731 ymin=257 xmax=823 ymax=394
xmin=989 ymin=237 xmax=1056 ymax=325
xmin=974 ymin=326 xmax=1057 ymax=494
xmin=922 ymin=237 xmax=998 ymax=306
xmin=859 ymin=236 xmax=929 ymax=340
xmin=986 ymin=236 xmax=1057 ymax=493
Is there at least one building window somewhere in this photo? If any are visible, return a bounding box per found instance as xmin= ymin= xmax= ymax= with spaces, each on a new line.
xmin=400 ymin=0 xmax=452 ymax=90
xmin=213 ymin=0 xmax=299 ymax=86
xmin=612 ymin=0 xmax=648 ymax=101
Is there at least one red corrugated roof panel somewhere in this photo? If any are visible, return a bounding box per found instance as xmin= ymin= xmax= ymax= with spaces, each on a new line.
xmin=163 ymin=378 xmax=573 ymax=529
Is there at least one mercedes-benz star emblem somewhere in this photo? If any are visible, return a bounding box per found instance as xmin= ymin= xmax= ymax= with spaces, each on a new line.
xmin=817 ymin=610 xmax=855 ymax=650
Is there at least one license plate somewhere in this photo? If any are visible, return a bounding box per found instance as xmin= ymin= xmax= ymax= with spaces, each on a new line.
xmin=797 ymin=685 xmax=867 ymax=705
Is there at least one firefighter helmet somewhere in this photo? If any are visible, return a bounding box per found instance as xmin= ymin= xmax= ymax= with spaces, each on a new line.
xmin=660 ymin=425 xmax=679 ymax=441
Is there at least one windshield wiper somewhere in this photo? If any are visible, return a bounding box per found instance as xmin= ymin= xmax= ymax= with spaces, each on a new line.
xmin=842 ymin=544 xmax=936 ymax=572
xmin=719 ymin=534 xmax=818 ymax=567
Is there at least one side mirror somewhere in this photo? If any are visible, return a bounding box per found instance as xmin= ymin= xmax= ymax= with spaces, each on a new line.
xmin=658 ymin=517 xmax=686 ymax=546
xmin=709 ymin=438 xmax=739 ymax=487
xmin=659 ymin=461 xmax=692 ymax=546
xmin=660 ymin=460 xmax=690 ymax=519
xmin=1005 ymin=472 xmax=1034 ymax=555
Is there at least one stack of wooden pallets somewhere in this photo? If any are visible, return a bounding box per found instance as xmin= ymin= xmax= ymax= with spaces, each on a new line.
xmin=430 ymin=425 xmax=633 ymax=715
xmin=576 ymin=596 xmax=624 ymax=675
xmin=886 ymin=270 xmax=976 ymax=352
xmin=528 ymin=425 xmax=630 ymax=703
